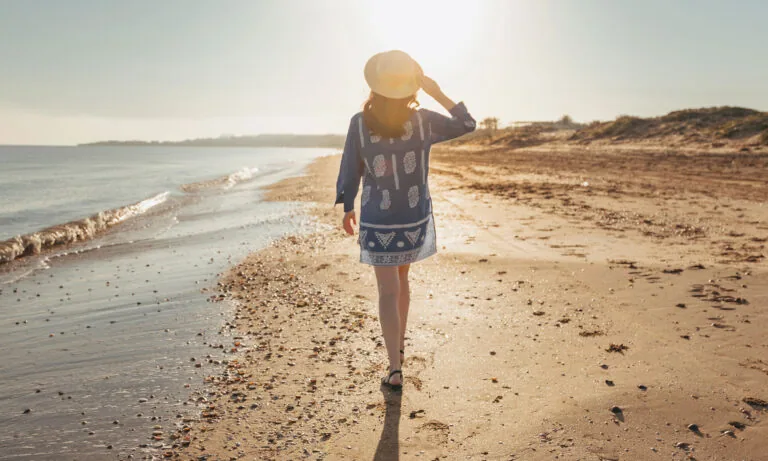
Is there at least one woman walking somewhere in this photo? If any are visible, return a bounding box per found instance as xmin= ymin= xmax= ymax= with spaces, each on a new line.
xmin=335 ymin=50 xmax=476 ymax=390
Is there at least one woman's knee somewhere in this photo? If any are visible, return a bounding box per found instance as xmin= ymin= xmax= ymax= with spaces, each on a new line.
xmin=397 ymin=264 xmax=410 ymax=282
xmin=375 ymin=267 xmax=401 ymax=298
xmin=378 ymin=280 xmax=400 ymax=300
xmin=397 ymin=265 xmax=410 ymax=291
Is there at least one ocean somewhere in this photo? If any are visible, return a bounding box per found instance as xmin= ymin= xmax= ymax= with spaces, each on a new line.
xmin=0 ymin=146 xmax=335 ymax=459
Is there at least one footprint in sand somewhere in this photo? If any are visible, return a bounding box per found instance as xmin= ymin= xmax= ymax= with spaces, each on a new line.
xmin=406 ymin=355 xmax=429 ymax=370
xmin=407 ymin=376 xmax=424 ymax=391
xmin=416 ymin=420 xmax=451 ymax=446
xmin=403 ymin=355 xmax=430 ymax=391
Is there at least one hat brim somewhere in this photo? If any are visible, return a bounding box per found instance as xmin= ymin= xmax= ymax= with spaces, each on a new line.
xmin=364 ymin=51 xmax=423 ymax=99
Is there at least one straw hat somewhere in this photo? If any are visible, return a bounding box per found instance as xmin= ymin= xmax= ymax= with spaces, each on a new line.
xmin=364 ymin=50 xmax=423 ymax=99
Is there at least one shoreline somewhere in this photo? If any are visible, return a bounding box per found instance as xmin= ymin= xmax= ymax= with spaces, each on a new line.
xmin=0 ymin=151 xmax=332 ymax=460
xmin=169 ymin=148 xmax=767 ymax=460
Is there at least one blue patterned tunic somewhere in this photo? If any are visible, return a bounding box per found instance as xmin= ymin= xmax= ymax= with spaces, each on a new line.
xmin=335 ymin=103 xmax=476 ymax=266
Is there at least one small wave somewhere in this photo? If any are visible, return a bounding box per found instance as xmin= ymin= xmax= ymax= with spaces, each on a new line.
xmin=179 ymin=167 xmax=260 ymax=192
xmin=0 ymin=192 xmax=170 ymax=265
xmin=0 ymin=258 xmax=50 ymax=285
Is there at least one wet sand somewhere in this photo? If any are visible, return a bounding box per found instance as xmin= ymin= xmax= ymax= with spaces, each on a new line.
xmin=168 ymin=145 xmax=767 ymax=460
xmin=0 ymin=159 xmax=325 ymax=460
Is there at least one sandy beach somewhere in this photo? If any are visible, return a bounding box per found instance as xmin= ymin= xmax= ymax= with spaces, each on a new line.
xmin=4 ymin=3 xmax=768 ymax=460
xmin=162 ymin=139 xmax=767 ymax=461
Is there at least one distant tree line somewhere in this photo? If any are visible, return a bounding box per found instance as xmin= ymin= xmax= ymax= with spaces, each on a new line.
xmin=80 ymin=134 xmax=346 ymax=149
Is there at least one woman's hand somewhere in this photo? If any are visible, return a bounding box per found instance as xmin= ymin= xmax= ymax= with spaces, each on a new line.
xmin=420 ymin=75 xmax=442 ymax=99
xmin=342 ymin=210 xmax=357 ymax=236
xmin=420 ymin=75 xmax=457 ymax=112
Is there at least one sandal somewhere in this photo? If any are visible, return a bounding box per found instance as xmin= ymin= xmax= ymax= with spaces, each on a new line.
xmin=381 ymin=369 xmax=403 ymax=391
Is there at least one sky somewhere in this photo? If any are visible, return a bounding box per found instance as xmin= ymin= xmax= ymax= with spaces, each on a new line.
xmin=1 ymin=0 xmax=767 ymax=145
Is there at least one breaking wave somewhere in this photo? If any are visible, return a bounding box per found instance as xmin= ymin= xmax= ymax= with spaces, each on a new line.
xmin=179 ymin=167 xmax=260 ymax=193
xmin=0 ymin=166 xmax=264 ymax=266
xmin=0 ymin=192 xmax=170 ymax=265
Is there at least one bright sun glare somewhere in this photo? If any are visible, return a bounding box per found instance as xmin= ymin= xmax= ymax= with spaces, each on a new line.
xmin=368 ymin=0 xmax=484 ymax=72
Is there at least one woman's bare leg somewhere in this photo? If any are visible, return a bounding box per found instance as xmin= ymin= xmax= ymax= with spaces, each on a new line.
xmin=374 ymin=266 xmax=402 ymax=385
xmin=397 ymin=264 xmax=411 ymax=359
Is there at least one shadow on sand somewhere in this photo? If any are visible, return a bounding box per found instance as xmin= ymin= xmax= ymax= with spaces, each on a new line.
xmin=373 ymin=387 xmax=402 ymax=461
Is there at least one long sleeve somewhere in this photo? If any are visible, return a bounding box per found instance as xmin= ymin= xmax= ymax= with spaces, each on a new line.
xmin=423 ymin=102 xmax=476 ymax=144
xmin=335 ymin=115 xmax=364 ymax=213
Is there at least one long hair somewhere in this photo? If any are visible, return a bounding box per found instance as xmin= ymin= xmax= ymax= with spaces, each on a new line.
xmin=362 ymin=92 xmax=419 ymax=138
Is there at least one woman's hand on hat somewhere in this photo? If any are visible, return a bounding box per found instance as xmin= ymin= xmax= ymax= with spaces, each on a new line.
xmin=421 ymin=75 xmax=457 ymax=112
xmin=420 ymin=75 xmax=442 ymax=99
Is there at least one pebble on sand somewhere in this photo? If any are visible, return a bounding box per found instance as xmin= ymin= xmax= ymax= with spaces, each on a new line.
xmin=728 ymin=421 xmax=746 ymax=430
xmin=605 ymin=343 xmax=629 ymax=353
xmin=743 ymin=396 xmax=768 ymax=407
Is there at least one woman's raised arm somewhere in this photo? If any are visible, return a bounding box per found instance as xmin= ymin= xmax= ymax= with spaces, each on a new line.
xmin=420 ymin=75 xmax=476 ymax=143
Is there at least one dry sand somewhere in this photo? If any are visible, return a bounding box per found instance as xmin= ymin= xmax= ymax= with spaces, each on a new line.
xmin=164 ymin=143 xmax=767 ymax=461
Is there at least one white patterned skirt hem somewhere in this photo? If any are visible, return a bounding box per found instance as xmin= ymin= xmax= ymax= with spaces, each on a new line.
xmin=359 ymin=215 xmax=437 ymax=267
